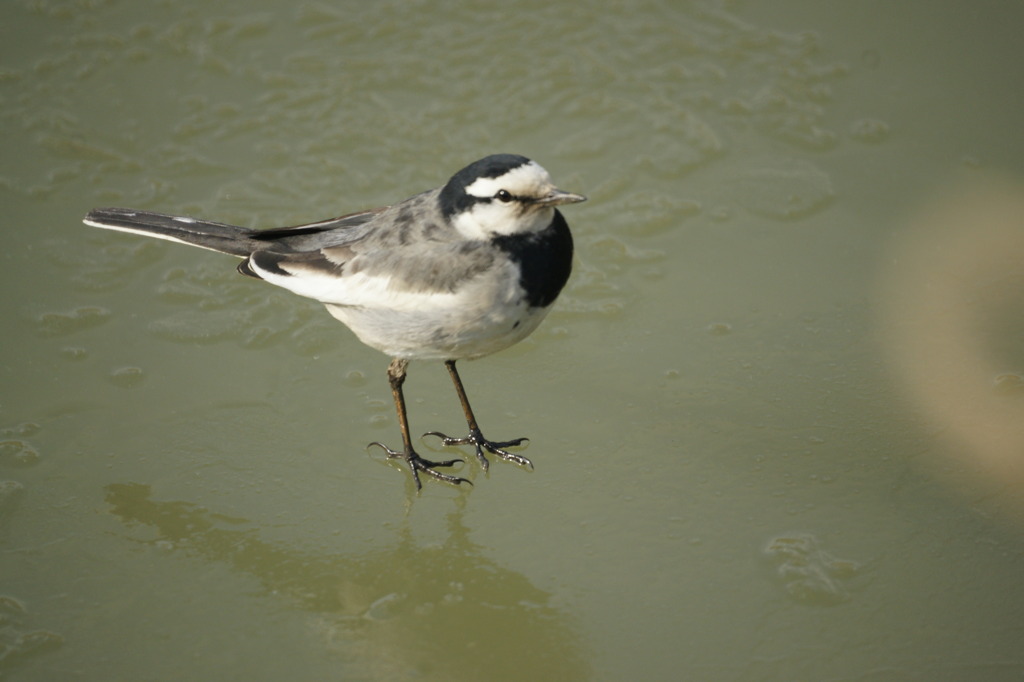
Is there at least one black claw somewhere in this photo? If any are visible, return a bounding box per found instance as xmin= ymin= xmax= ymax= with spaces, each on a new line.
xmin=424 ymin=429 xmax=533 ymax=472
xmin=368 ymin=441 xmax=471 ymax=490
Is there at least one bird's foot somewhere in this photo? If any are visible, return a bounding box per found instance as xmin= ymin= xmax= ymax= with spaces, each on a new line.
xmin=424 ymin=428 xmax=532 ymax=473
xmin=368 ymin=441 xmax=471 ymax=490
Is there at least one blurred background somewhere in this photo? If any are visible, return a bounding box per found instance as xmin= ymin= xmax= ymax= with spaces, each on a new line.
xmin=2 ymin=0 xmax=1023 ymax=679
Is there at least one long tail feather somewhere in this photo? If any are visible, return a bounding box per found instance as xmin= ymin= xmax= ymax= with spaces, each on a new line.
xmin=83 ymin=207 xmax=261 ymax=257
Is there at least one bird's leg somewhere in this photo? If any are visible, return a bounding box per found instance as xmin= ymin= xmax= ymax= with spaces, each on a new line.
xmin=369 ymin=358 xmax=469 ymax=490
xmin=425 ymin=360 xmax=532 ymax=472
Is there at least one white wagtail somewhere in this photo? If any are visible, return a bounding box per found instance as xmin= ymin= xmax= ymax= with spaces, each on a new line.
xmin=84 ymin=154 xmax=586 ymax=489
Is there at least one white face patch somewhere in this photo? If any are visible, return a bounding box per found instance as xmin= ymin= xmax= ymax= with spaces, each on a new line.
xmin=463 ymin=160 xmax=553 ymax=201
xmin=454 ymin=161 xmax=557 ymax=239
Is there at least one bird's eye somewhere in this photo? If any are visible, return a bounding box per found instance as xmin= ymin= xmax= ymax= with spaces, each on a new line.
xmin=495 ymin=189 xmax=514 ymax=203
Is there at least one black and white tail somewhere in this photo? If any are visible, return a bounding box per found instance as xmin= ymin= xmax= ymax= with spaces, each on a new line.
xmin=83 ymin=207 xmax=262 ymax=257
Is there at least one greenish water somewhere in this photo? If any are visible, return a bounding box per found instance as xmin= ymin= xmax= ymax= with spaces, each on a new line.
xmin=3 ymin=0 xmax=1024 ymax=680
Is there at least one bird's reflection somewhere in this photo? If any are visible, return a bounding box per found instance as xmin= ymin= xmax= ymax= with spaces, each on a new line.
xmin=104 ymin=483 xmax=589 ymax=680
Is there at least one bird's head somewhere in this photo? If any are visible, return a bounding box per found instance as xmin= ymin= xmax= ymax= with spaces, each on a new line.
xmin=440 ymin=154 xmax=586 ymax=240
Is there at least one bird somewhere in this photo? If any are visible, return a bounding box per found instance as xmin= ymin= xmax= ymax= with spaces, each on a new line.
xmin=83 ymin=154 xmax=586 ymax=489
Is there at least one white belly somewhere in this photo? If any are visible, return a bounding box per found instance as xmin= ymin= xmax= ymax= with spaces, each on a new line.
xmin=326 ymin=298 xmax=550 ymax=360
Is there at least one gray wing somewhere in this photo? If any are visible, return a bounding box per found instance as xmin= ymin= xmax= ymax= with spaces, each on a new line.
xmin=246 ymin=240 xmax=497 ymax=296
xmin=241 ymin=192 xmax=496 ymax=298
xmin=247 ymin=207 xmax=388 ymax=250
